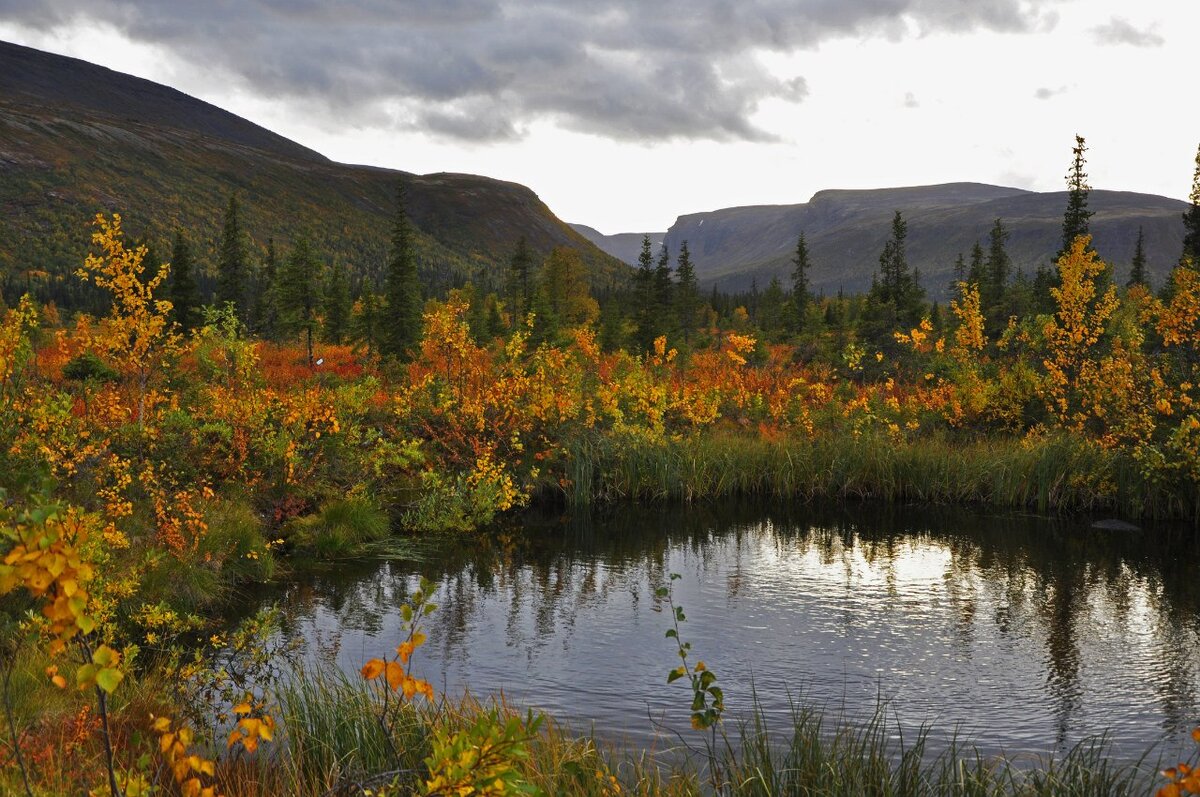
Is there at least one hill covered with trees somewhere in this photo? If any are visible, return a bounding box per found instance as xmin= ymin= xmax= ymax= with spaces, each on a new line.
xmin=0 ymin=40 xmax=628 ymax=312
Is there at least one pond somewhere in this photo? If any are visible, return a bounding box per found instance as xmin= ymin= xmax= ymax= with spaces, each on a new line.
xmin=253 ymin=501 xmax=1200 ymax=762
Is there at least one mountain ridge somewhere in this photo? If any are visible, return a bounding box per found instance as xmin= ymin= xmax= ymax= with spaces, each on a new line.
xmin=0 ymin=40 xmax=627 ymax=310
xmin=645 ymin=182 xmax=1187 ymax=296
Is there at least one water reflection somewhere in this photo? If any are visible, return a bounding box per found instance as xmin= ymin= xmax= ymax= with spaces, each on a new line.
xmin=254 ymin=502 xmax=1200 ymax=759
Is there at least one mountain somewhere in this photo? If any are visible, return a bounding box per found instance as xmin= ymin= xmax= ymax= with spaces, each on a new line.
xmin=0 ymin=40 xmax=627 ymax=310
xmin=661 ymin=183 xmax=1189 ymax=297
xmin=569 ymin=224 xmax=666 ymax=267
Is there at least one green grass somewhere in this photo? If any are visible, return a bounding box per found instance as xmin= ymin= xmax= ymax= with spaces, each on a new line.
xmin=283 ymin=496 xmax=392 ymax=559
xmin=712 ymin=697 xmax=1155 ymax=797
xmin=1 ymin=653 xmax=1169 ymax=796
xmin=207 ymin=670 xmax=1166 ymax=796
xmin=564 ymin=429 xmax=1191 ymax=520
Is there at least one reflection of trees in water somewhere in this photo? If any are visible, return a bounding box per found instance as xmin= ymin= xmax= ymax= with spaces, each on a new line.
xmin=251 ymin=500 xmax=1200 ymax=740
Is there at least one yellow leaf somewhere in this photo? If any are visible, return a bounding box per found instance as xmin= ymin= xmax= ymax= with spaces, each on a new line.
xmin=92 ymin=644 xmax=120 ymax=668
xmin=361 ymin=658 xmax=385 ymax=680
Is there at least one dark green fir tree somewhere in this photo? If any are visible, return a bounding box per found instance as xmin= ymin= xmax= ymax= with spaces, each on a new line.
xmin=381 ymin=181 xmax=422 ymax=360
xmin=168 ymin=230 xmax=201 ymax=332
xmin=216 ymin=193 xmax=248 ymax=317
xmin=1128 ymin=226 xmax=1150 ymax=288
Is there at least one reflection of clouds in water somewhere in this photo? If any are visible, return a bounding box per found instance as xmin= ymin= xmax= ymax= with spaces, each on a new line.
xmin=255 ymin=505 xmax=1200 ymax=760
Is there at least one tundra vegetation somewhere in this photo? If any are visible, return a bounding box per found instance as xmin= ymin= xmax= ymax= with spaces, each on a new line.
xmin=3 ymin=138 xmax=1200 ymax=794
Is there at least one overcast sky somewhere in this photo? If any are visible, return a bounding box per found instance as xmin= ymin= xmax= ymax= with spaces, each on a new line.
xmin=1 ymin=0 xmax=1197 ymax=233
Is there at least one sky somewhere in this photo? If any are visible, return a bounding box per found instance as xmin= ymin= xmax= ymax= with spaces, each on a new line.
xmin=0 ymin=0 xmax=1197 ymax=234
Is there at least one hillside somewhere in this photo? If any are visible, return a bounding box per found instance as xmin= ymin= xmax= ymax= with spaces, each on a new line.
xmin=661 ymin=183 xmax=1189 ymax=296
xmin=0 ymin=40 xmax=627 ymax=310
xmin=569 ymin=224 xmax=666 ymax=266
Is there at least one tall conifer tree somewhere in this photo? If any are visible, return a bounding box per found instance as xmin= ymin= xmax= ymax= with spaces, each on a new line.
xmin=1128 ymin=227 xmax=1149 ymax=288
xmin=1183 ymin=143 xmax=1200 ymax=267
xmin=790 ymin=232 xmax=812 ymax=330
xmin=674 ymin=240 xmax=699 ymax=343
xmin=508 ymin=235 xmax=533 ymax=322
xmin=216 ymin=193 xmax=248 ymax=315
xmin=654 ymin=242 xmax=675 ymax=337
xmin=168 ymin=230 xmax=200 ymax=332
xmin=633 ymin=235 xmax=657 ymax=350
xmin=967 ymin=241 xmax=987 ymax=285
xmin=983 ymin=219 xmax=1011 ymax=310
xmin=382 ymin=181 xmax=422 ymax=360
xmin=1058 ymin=135 xmax=1094 ymax=259
xmin=255 ymin=239 xmax=280 ymax=340
xmin=323 ymin=264 xmax=352 ymax=344
xmin=279 ymin=238 xmax=322 ymax=367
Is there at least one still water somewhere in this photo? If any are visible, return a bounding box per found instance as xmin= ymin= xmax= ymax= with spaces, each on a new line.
xmin=256 ymin=502 xmax=1200 ymax=760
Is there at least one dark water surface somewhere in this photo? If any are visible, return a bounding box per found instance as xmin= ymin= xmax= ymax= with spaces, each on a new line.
xmin=255 ymin=502 xmax=1200 ymax=760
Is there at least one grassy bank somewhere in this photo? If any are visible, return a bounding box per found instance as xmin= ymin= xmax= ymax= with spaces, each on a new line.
xmin=43 ymin=666 xmax=1161 ymax=797
xmin=565 ymin=430 xmax=1196 ymax=520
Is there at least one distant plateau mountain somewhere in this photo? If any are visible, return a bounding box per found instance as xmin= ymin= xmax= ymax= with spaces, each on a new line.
xmin=578 ymin=183 xmax=1189 ymax=298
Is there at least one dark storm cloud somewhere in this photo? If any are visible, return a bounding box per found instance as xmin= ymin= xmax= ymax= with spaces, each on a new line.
xmin=1091 ymin=17 xmax=1164 ymax=48
xmin=0 ymin=0 xmax=1061 ymax=141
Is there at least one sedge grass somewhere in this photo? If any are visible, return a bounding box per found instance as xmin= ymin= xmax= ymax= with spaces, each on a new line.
xmin=208 ymin=667 xmax=1168 ymax=797
xmin=565 ymin=430 xmax=1189 ymax=520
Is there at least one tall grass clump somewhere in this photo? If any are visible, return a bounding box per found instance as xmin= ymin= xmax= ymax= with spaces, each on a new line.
xmin=269 ymin=666 xmax=426 ymax=795
xmin=283 ymin=496 xmax=391 ymax=558
xmin=711 ymin=696 xmax=1154 ymax=797
xmin=566 ymin=429 xmax=1183 ymax=520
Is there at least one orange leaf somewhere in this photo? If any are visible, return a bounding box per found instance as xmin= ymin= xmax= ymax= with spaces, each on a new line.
xmin=385 ymin=660 xmax=405 ymax=692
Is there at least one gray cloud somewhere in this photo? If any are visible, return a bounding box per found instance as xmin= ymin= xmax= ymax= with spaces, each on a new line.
xmin=1034 ymin=85 xmax=1066 ymax=100
xmin=0 ymin=0 xmax=1062 ymax=142
xmin=1091 ymin=17 xmax=1164 ymax=47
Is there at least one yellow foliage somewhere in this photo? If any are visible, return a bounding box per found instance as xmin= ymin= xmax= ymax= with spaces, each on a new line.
xmin=75 ymin=213 xmax=180 ymax=425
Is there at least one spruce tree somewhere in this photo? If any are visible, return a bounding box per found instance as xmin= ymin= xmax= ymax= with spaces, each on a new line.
xmin=1128 ymin=227 xmax=1149 ymax=288
xmin=255 ymin=239 xmax=280 ymax=340
xmin=1058 ymin=134 xmax=1094 ymax=260
xmin=948 ymin=252 xmax=967 ymax=296
xmin=759 ymin=276 xmax=788 ymax=337
xmin=1183 ymin=143 xmax=1200 ymax=267
xmin=323 ymin=264 xmax=352 ymax=344
xmin=790 ymin=232 xmax=812 ymax=330
xmin=654 ymin=242 xmax=675 ymax=338
xmin=674 ymin=240 xmax=700 ymax=343
xmin=983 ymin=218 xmax=1011 ymax=312
xmin=279 ymin=238 xmax=322 ymax=367
xmin=352 ymin=290 xmax=382 ymax=357
xmin=168 ymin=230 xmax=200 ymax=332
xmin=880 ymin=211 xmax=923 ymax=319
xmin=862 ymin=211 xmax=924 ymax=346
xmin=539 ymin=247 xmax=598 ymax=328
xmin=508 ymin=235 xmax=533 ymax=321
xmin=967 ymin=241 xmax=986 ymax=286
xmin=598 ymin=294 xmax=624 ymax=352
xmin=485 ymin=293 xmax=506 ymax=339
xmin=382 ymin=181 xmax=422 ymax=360
xmin=216 ymin=193 xmax=248 ymax=316
xmin=633 ymin=235 xmax=658 ymax=350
